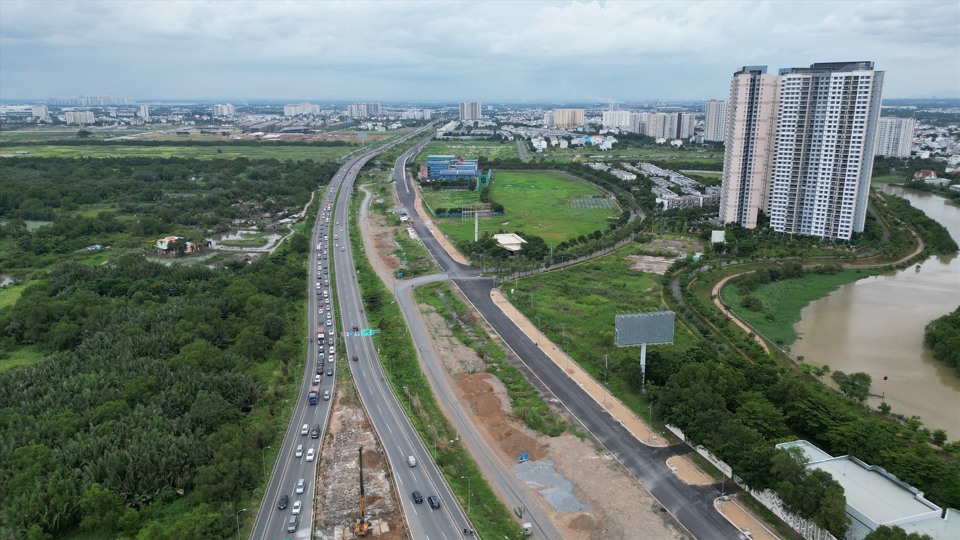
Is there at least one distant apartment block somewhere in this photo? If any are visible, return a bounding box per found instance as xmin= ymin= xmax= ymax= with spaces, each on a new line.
xmin=421 ymin=155 xmax=479 ymax=180
xmin=459 ymin=102 xmax=482 ymax=121
xmin=284 ymin=102 xmax=320 ymax=116
xmin=703 ymin=99 xmax=727 ymax=142
xmin=644 ymin=112 xmax=694 ymax=140
xmin=65 ymin=110 xmax=95 ymax=125
xmin=213 ymin=103 xmax=236 ymax=117
xmin=549 ymin=108 xmax=585 ymax=128
xmin=348 ymin=102 xmax=380 ymax=119
xmin=31 ymin=105 xmax=49 ymax=118
xmin=138 ymin=105 xmax=150 ymax=120
xmin=401 ymin=108 xmax=432 ymax=120
xmin=874 ymin=117 xmax=916 ymax=157
xmin=720 ymin=61 xmax=884 ymax=240
xmin=601 ymin=109 xmax=633 ymax=129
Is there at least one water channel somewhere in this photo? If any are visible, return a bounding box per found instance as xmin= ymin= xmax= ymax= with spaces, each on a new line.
xmin=792 ymin=185 xmax=960 ymax=438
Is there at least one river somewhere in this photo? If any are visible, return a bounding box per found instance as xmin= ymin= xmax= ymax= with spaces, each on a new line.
xmin=792 ymin=185 xmax=960 ymax=439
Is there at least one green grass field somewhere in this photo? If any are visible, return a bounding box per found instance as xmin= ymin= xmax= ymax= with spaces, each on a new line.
xmin=0 ymin=143 xmax=354 ymax=161
xmin=414 ymin=140 xmax=518 ymax=162
xmin=872 ymin=174 xmax=907 ymax=184
xmin=424 ymin=170 xmax=620 ymax=246
xmin=0 ymin=283 xmax=25 ymax=310
xmin=0 ymin=345 xmax=45 ymax=372
xmin=721 ymin=269 xmax=885 ymax=347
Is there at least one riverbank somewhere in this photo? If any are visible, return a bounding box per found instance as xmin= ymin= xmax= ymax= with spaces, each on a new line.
xmin=720 ymin=268 xmax=885 ymax=348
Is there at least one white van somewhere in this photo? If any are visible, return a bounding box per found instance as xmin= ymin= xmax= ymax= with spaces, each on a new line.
xmin=407 ymin=455 xmax=417 ymax=467
xmin=300 ymin=423 xmax=309 ymax=436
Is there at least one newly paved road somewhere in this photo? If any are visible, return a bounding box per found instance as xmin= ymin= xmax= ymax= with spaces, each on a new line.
xmin=251 ymin=125 xmax=472 ymax=540
xmin=391 ymin=143 xmax=742 ymax=540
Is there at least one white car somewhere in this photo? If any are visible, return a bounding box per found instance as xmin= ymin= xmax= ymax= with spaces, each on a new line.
xmin=300 ymin=424 xmax=309 ymax=436
xmin=306 ymin=448 xmax=315 ymax=461
xmin=292 ymin=500 xmax=302 ymax=515
xmin=313 ymin=375 xmax=321 ymax=385
xmin=328 ymin=354 xmax=334 ymax=363
xmin=326 ymin=319 xmax=332 ymax=327
xmin=295 ymin=478 xmax=305 ymax=494
xmin=295 ymin=445 xmax=304 ymax=458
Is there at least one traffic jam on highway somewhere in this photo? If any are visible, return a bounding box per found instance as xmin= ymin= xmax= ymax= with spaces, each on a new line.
xmin=274 ymin=193 xmax=341 ymax=534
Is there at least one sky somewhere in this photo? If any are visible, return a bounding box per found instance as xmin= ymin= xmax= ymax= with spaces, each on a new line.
xmin=1 ymin=0 xmax=958 ymax=103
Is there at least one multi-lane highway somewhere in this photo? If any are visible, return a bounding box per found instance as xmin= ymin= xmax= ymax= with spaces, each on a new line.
xmin=390 ymin=138 xmax=743 ymax=539
xmin=251 ymin=125 xmax=472 ymax=540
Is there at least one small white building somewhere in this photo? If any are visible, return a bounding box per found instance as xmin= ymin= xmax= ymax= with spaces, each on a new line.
xmin=493 ymin=233 xmax=527 ymax=253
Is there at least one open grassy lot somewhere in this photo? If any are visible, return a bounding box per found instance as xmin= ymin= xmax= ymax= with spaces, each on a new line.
xmin=0 ymin=344 xmax=45 ymax=372
xmin=505 ymin=241 xmax=699 ymax=410
xmin=414 ymin=139 xmax=518 ymax=162
xmin=0 ymin=143 xmax=354 ymax=160
xmin=0 ymin=127 xmax=156 ymax=142
xmin=424 ymin=170 xmax=620 ymax=246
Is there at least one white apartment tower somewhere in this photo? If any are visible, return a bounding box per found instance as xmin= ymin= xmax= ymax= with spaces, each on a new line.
xmin=601 ymin=110 xmax=633 ymax=129
xmin=139 ymin=105 xmax=150 ymax=120
xmin=459 ymin=102 xmax=482 ymax=121
xmin=720 ymin=62 xmax=883 ymax=240
xmin=213 ymin=103 xmax=236 ymax=117
xmin=704 ymin=99 xmax=727 ymax=142
xmin=874 ymin=117 xmax=916 ymax=157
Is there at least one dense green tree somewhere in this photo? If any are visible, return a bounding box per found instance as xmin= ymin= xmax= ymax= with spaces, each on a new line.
xmin=864 ymin=525 xmax=933 ymax=540
xmin=79 ymin=483 xmax=125 ymax=532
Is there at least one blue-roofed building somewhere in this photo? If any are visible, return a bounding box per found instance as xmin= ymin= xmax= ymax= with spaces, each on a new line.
xmin=423 ymin=155 xmax=479 ymax=180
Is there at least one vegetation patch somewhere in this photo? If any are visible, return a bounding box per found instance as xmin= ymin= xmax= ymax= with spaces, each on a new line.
xmin=924 ymin=306 xmax=960 ymax=373
xmin=721 ymin=266 xmax=885 ymax=347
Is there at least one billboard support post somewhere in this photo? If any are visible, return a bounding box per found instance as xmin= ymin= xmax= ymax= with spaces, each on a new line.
xmin=615 ymin=312 xmax=675 ymax=394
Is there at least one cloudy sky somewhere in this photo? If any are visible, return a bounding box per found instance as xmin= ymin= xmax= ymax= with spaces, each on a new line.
xmin=1 ymin=0 xmax=957 ymax=103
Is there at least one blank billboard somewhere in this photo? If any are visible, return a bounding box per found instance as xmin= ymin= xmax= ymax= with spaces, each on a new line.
xmin=615 ymin=312 xmax=675 ymax=347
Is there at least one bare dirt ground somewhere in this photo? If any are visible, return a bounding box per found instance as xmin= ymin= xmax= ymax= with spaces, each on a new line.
xmin=315 ymin=384 xmax=402 ymax=540
xmin=421 ymin=299 xmax=686 ymax=540
xmin=666 ymin=455 xmax=714 ymax=486
xmin=627 ymin=254 xmax=676 ymax=274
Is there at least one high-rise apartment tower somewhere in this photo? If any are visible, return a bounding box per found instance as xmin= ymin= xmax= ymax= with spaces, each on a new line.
xmin=720 ymin=62 xmax=884 ymax=240
xmin=459 ymin=102 xmax=482 ymax=121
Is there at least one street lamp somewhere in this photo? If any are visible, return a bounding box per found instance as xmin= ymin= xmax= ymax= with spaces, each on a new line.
xmin=261 ymin=445 xmax=271 ymax=485
xmin=460 ymin=475 xmax=472 ymax=518
xmin=235 ymin=508 xmax=247 ymax=540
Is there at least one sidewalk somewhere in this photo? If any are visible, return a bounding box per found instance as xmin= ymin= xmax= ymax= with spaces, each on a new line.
xmin=489 ymin=289 xmax=667 ymax=448
xmin=714 ymin=496 xmax=781 ymax=540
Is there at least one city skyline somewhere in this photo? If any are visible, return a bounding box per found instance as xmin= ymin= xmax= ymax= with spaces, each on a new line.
xmin=1 ymin=0 xmax=958 ymax=102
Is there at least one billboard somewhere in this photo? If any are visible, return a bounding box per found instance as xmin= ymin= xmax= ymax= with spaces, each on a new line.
xmin=615 ymin=312 xmax=675 ymax=347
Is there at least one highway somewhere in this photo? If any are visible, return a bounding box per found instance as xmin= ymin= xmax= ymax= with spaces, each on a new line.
xmin=251 ymin=124 xmax=472 ymax=540
xmin=391 ymin=140 xmax=743 ymax=540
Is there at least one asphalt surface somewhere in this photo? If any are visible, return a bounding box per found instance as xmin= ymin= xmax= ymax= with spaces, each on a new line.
xmin=250 ymin=125 xmax=472 ymax=540
xmin=391 ymin=144 xmax=742 ymax=540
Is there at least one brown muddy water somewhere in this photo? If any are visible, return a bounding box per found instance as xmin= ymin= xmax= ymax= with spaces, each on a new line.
xmin=792 ymin=185 xmax=960 ymax=438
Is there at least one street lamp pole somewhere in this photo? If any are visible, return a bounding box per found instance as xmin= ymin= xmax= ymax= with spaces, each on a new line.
xmin=235 ymin=508 xmax=247 ymax=540
xmin=460 ymin=475 xmax=472 ymax=522
xmin=261 ymin=445 xmax=271 ymax=486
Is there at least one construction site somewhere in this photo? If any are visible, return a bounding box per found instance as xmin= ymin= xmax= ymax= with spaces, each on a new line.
xmin=313 ymin=381 xmax=403 ymax=540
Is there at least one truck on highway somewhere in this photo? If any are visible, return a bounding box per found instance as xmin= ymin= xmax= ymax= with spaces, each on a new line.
xmin=317 ymin=326 xmax=326 ymax=345
xmin=308 ymin=391 xmax=318 ymax=405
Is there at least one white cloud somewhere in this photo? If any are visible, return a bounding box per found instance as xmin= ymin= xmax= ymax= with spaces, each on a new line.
xmin=1 ymin=0 xmax=957 ymax=100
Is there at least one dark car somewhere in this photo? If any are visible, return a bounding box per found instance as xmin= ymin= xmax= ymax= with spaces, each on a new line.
xmin=352 ymin=325 xmax=359 ymax=332
xmin=427 ymin=495 xmax=440 ymax=509
xmin=412 ymin=491 xmax=423 ymax=504
xmin=352 ymin=355 xmax=359 ymax=362
xmin=310 ymin=425 xmax=320 ymax=439
xmin=277 ymin=494 xmax=289 ymax=510
xmin=326 ymin=366 xmax=334 ymax=376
